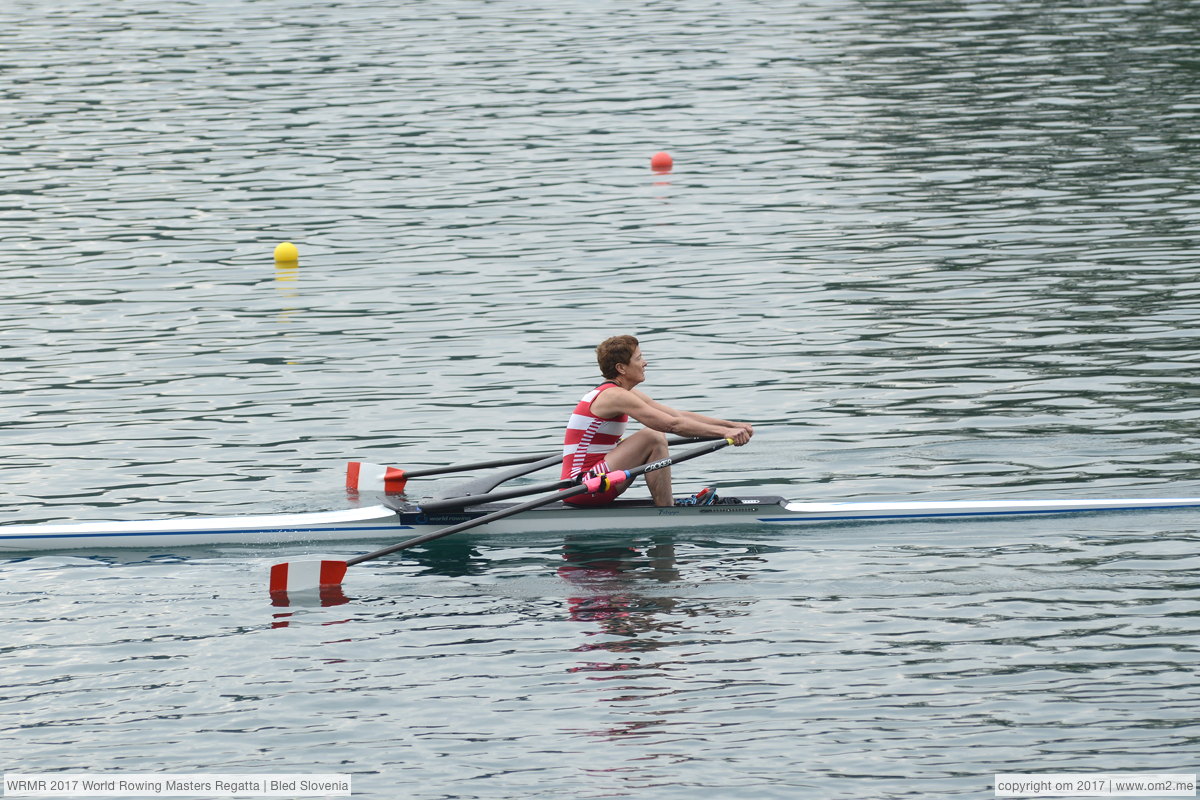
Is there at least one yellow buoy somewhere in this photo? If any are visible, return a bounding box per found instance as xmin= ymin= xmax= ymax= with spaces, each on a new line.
xmin=274 ymin=241 xmax=299 ymax=263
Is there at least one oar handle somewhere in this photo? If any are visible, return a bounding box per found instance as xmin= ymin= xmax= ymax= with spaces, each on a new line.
xmin=346 ymin=437 xmax=733 ymax=567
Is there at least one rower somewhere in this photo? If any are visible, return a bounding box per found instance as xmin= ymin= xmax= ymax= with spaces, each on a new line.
xmin=562 ymin=334 xmax=753 ymax=507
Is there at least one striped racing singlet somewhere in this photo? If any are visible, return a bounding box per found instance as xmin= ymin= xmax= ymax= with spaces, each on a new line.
xmin=561 ymin=382 xmax=628 ymax=479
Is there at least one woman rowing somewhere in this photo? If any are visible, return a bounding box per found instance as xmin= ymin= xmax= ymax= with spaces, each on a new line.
xmin=562 ymin=335 xmax=753 ymax=507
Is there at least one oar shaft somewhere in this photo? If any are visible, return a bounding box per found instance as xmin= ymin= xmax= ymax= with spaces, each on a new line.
xmin=420 ymin=478 xmax=577 ymax=513
xmin=347 ymin=437 xmax=732 ymax=567
xmin=403 ymin=453 xmax=549 ymax=478
xmin=399 ymin=436 xmax=718 ymax=478
xmin=432 ymin=454 xmax=564 ymax=501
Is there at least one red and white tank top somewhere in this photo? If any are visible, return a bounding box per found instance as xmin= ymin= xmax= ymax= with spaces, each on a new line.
xmin=561 ymin=382 xmax=628 ymax=478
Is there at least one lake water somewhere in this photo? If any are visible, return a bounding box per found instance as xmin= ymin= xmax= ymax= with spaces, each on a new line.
xmin=2 ymin=1 xmax=1198 ymax=798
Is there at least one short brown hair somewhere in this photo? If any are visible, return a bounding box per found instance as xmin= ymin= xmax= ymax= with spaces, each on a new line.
xmin=597 ymin=335 xmax=639 ymax=379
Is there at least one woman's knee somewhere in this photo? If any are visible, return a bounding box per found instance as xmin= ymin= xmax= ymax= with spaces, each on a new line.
xmin=642 ymin=428 xmax=669 ymax=456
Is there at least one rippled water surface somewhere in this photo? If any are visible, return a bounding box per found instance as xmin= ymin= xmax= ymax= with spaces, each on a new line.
xmin=3 ymin=1 xmax=1199 ymax=798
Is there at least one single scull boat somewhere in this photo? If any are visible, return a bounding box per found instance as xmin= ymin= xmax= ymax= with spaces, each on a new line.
xmin=4 ymin=494 xmax=1200 ymax=552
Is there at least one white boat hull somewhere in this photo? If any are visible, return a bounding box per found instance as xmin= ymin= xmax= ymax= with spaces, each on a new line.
xmin=3 ymin=495 xmax=1200 ymax=552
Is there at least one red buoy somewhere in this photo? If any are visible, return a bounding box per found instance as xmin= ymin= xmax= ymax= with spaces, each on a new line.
xmin=650 ymin=151 xmax=673 ymax=172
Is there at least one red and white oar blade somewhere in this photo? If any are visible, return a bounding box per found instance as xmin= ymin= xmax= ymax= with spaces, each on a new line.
xmin=346 ymin=462 xmax=408 ymax=494
xmin=269 ymin=560 xmax=349 ymax=595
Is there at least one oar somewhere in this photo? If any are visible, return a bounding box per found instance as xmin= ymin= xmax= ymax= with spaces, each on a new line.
xmin=346 ymin=436 xmax=719 ymax=494
xmin=273 ymin=437 xmax=733 ymax=595
xmin=347 ymin=454 xmax=561 ymax=495
xmin=431 ymin=454 xmax=563 ymax=500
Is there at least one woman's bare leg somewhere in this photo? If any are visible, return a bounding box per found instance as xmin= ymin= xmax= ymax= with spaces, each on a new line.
xmin=602 ymin=428 xmax=673 ymax=506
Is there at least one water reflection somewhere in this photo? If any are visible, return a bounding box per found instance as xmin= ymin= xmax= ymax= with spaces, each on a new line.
xmin=273 ymin=259 xmax=299 ymax=324
xmin=404 ymin=537 xmax=491 ymax=577
xmin=555 ymin=533 xmax=738 ymax=744
xmin=557 ymin=533 xmax=682 ymax=668
xmin=268 ymin=584 xmax=349 ymax=610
